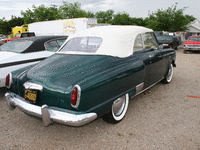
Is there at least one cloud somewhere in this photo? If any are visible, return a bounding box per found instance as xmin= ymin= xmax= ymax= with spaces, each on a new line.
xmin=0 ymin=6 xmax=15 ymax=11
xmin=82 ymin=0 xmax=126 ymax=13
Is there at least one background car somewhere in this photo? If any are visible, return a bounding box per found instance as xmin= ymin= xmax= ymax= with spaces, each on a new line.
xmin=5 ymin=26 xmax=176 ymax=127
xmin=156 ymin=35 xmax=180 ymax=50
xmin=184 ymin=36 xmax=200 ymax=53
xmin=0 ymin=35 xmax=68 ymax=87
xmin=4 ymin=32 xmax=36 ymax=43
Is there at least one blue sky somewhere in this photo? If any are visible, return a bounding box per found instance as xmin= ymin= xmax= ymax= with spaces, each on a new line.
xmin=0 ymin=0 xmax=199 ymax=21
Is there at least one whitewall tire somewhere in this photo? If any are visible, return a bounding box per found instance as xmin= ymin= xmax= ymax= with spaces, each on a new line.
xmin=103 ymin=93 xmax=129 ymax=123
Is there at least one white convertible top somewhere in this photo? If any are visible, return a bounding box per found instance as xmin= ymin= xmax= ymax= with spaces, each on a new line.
xmin=59 ymin=25 xmax=153 ymax=58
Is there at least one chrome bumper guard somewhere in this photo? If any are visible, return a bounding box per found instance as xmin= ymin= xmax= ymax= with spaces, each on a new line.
xmin=5 ymin=92 xmax=97 ymax=127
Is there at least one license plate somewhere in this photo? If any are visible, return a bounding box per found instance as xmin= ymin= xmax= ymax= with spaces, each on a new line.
xmin=24 ymin=90 xmax=37 ymax=103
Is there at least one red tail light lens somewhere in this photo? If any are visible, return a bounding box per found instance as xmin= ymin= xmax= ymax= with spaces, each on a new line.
xmin=71 ymin=88 xmax=78 ymax=105
xmin=71 ymin=85 xmax=81 ymax=108
xmin=5 ymin=73 xmax=12 ymax=88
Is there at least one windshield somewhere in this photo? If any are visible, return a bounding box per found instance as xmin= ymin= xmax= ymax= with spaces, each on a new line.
xmin=188 ymin=37 xmax=200 ymax=42
xmin=59 ymin=37 xmax=103 ymax=53
xmin=0 ymin=40 xmax=33 ymax=53
xmin=157 ymin=36 xmax=173 ymax=41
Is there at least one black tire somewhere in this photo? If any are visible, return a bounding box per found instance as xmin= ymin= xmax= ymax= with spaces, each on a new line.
xmin=103 ymin=94 xmax=129 ymax=124
xmin=161 ymin=63 xmax=173 ymax=84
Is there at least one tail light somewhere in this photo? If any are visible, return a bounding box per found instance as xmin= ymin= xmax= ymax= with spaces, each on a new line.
xmin=71 ymin=85 xmax=81 ymax=108
xmin=5 ymin=73 xmax=12 ymax=88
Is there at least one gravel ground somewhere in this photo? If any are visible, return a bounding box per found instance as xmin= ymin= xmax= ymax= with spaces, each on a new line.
xmin=0 ymin=49 xmax=200 ymax=150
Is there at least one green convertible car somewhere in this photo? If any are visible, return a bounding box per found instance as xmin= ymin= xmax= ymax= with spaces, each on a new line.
xmin=5 ymin=26 xmax=176 ymax=127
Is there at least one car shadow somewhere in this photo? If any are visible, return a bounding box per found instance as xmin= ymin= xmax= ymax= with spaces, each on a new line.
xmin=0 ymin=87 xmax=9 ymax=97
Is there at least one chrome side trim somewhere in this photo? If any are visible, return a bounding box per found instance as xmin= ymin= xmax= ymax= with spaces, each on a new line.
xmin=135 ymin=82 xmax=144 ymax=95
xmin=23 ymin=82 xmax=43 ymax=92
xmin=131 ymin=78 xmax=164 ymax=99
xmin=5 ymin=92 xmax=97 ymax=127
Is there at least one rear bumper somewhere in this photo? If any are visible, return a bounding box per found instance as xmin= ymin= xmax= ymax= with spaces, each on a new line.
xmin=5 ymin=92 xmax=97 ymax=127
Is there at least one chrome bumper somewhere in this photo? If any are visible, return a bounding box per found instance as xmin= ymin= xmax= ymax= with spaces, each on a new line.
xmin=5 ymin=92 xmax=97 ymax=127
xmin=184 ymin=47 xmax=200 ymax=51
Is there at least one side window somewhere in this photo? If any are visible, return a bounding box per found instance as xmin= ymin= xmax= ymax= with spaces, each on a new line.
xmin=45 ymin=40 xmax=58 ymax=52
xmin=133 ymin=34 xmax=143 ymax=52
xmin=57 ymin=39 xmax=66 ymax=47
xmin=45 ymin=39 xmax=66 ymax=52
xmin=142 ymin=32 xmax=158 ymax=49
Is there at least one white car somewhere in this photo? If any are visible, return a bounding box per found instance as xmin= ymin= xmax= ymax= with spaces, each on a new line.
xmin=0 ymin=36 xmax=67 ymax=87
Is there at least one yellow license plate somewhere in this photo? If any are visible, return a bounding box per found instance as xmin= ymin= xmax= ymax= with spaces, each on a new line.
xmin=24 ymin=90 xmax=37 ymax=103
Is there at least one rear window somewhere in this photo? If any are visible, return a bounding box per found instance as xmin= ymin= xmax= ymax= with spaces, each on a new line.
xmin=0 ymin=40 xmax=33 ymax=53
xmin=59 ymin=37 xmax=103 ymax=53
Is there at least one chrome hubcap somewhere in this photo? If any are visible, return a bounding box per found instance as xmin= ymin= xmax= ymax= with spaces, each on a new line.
xmin=113 ymin=95 xmax=126 ymax=116
xmin=166 ymin=64 xmax=173 ymax=82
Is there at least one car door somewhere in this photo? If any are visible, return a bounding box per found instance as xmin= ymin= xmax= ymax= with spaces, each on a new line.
xmin=141 ymin=32 xmax=166 ymax=87
xmin=132 ymin=33 xmax=154 ymax=89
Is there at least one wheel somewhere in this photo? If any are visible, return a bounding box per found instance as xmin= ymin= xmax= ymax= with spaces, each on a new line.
xmin=161 ymin=63 xmax=173 ymax=84
xmin=103 ymin=93 xmax=129 ymax=124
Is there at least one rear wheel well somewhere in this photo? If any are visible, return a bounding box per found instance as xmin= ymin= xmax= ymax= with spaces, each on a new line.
xmin=171 ymin=59 xmax=176 ymax=67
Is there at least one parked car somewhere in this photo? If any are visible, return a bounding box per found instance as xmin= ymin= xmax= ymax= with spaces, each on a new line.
xmin=4 ymin=32 xmax=36 ymax=43
xmin=5 ymin=26 xmax=176 ymax=127
xmin=156 ymin=35 xmax=180 ymax=50
xmin=183 ymin=36 xmax=200 ymax=53
xmin=0 ymin=36 xmax=68 ymax=87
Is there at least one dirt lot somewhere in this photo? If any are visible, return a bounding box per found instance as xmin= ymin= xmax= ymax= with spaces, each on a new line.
xmin=0 ymin=49 xmax=200 ymax=150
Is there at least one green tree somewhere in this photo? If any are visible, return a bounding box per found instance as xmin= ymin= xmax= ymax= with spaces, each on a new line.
xmin=0 ymin=18 xmax=8 ymax=35
xmin=146 ymin=3 xmax=196 ymax=31
xmin=21 ymin=5 xmax=60 ymax=24
xmin=21 ymin=2 xmax=95 ymax=24
xmin=130 ymin=17 xmax=146 ymax=26
xmin=0 ymin=16 xmax=24 ymax=35
xmin=111 ymin=12 xmax=132 ymax=25
xmin=95 ymin=10 xmax=114 ymax=23
xmin=84 ymin=11 xmax=95 ymax=18
xmin=58 ymin=2 xmax=89 ymax=19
